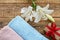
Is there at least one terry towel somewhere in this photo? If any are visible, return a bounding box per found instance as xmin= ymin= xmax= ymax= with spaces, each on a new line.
xmin=8 ymin=16 xmax=48 ymax=40
xmin=0 ymin=26 xmax=23 ymax=40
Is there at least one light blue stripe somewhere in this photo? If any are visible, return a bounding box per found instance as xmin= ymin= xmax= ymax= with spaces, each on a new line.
xmin=8 ymin=16 xmax=48 ymax=40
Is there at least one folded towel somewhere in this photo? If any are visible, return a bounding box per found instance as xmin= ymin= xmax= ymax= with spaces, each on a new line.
xmin=8 ymin=16 xmax=48 ymax=40
xmin=0 ymin=26 xmax=23 ymax=40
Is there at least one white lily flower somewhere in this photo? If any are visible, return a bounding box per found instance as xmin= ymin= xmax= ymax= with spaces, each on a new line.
xmin=21 ymin=4 xmax=54 ymax=23
xmin=21 ymin=6 xmax=33 ymax=21
xmin=34 ymin=4 xmax=54 ymax=23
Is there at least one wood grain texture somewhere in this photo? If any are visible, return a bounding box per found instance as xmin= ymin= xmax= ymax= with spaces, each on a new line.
xmin=0 ymin=3 xmax=60 ymax=18
xmin=0 ymin=0 xmax=60 ymax=40
xmin=0 ymin=0 xmax=60 ymax=31
xmin=0 ymin=0 xmax=60 ymax=3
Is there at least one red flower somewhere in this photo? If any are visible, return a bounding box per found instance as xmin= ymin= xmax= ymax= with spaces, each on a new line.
xmin=46 ymin=22 xmax=60 ymax=40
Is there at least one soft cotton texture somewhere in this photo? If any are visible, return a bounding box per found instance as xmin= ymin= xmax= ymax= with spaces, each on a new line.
xmin=0 ymin=26 xmax=23 ymax=40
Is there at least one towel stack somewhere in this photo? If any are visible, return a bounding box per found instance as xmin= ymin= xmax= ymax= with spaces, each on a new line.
xmin=0 ymin=16 xmax=48 ymax=40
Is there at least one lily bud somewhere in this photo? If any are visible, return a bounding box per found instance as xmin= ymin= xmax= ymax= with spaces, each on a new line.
xmin=45 ymin=14 xmax=55 ymax=22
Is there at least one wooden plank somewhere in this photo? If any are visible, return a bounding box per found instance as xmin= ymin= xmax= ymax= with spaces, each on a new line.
xmin=0 ymin=0 xmax=60 ymax=3
xmin=0 ymin=4 xmax=60 ymax=18
xmin=36 ymin=0 xmax=60 ymax=4
xmin=0 ymin=0 xmax=27 ymax=3
xmin=35 ymin=27 xmax=46 ymax=34
xmin=0 ymin=18 xmax=12 ymax=28
xmin=0 ymin=4 xmax=28 ymax=17
xmin=0 ymin=18 xmax=60 ymax=28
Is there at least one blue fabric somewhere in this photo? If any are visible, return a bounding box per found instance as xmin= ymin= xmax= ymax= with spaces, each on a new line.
xmin=8 ymin=16 xmax=48 ymax=40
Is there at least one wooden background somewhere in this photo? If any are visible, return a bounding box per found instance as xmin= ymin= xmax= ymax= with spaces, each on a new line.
xmin=0 ymin=0 xmax=60 ymax=39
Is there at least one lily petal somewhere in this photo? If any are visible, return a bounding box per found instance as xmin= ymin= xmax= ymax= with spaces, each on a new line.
xmin=21 ymin=7 xmax=27 ymax=13
xmin=28 ymin=6 xmax=33 ymax=11
xmin=43 ymin=10 xmax=54 ymax=14
xmin=29 ymin=15 xmax=33 ymax=21
xmin=36 ymin=5 xmax=42 ymax=12
xmin=34 ymin=16 xmax=41 ymax=23
xmin=34 ymin=12 xmax=42 ymax=23
xmin=42 ymin=16 xmax=48 ymax=20
xmin=43 ymin=4 xmax=49 ymax=10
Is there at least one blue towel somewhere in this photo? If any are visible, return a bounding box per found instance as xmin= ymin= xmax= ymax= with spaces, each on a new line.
xmin=8 ymin=16 xmax=48 ymax=40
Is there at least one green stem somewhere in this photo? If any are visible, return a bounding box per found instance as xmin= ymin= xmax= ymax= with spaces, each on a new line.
xmin=31 ymin=0 xmax=36 ymax=10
